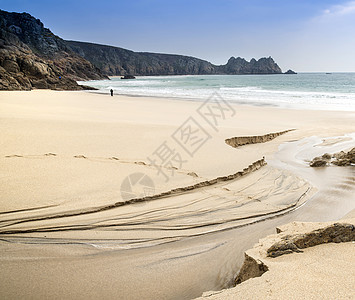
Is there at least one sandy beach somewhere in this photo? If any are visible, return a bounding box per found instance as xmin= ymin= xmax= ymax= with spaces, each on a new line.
xmin=198 ymin=211 xmax=355 ymax=300
xmin=0 ymin=90 xmax=354 ymax=299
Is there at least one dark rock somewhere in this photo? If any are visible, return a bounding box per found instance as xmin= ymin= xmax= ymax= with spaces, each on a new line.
xmin=121 ymin=75 xmax=136 ymax=79
xmin=310 ymin=157 xmax=328 ymax=167
xmin=221 ymin=56 xmax=282 ymax=75
xmin=0 ymin=9 xmax=107 ymax=91
xmin=310 ymin=152 xmax=332 ymax=167
xmin=322 ymin=153 xmax=332 ymax=160
xmin=333 ymin=151 xmax=346 ymax=159
xmin=310 ymin=147 xmax=355 ymax=167
xmin=332 ymin=148 xmax=355 ymax=166
xmin=333 ymin=159 xmax=351 ymax=166
xmin=284 ymin=69 xmax=297 ymax=74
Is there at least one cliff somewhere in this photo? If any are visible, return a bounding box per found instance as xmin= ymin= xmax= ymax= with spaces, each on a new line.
xmin=66 ymin=40 xmax=283 ymax=76
xmin=0 ymin=10 xmax=107 ymax=90
xmin=66 ymin=41 xmax=216 ymax=76
xmin=0 ymin=9 xmax=285 ymax=90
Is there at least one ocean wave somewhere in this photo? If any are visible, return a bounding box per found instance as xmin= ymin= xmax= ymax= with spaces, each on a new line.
xmin=79 ymin=74 xmax=355 ymax=111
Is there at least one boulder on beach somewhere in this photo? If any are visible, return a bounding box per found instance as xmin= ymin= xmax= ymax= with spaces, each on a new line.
xmin=332 ymin=148 xmax=355 ymax=166
xmin=310 ymin=148 xmax=355 ymax=167
xmin=310 ymin=157 xmax=328 ymax=167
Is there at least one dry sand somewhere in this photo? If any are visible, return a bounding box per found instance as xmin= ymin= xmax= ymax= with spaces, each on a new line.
xmin=0 ymin=90 xmax=354 ymax=299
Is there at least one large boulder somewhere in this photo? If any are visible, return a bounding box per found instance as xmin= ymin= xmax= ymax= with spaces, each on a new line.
xmin=310 ymin=157 xmax=328 ymax=167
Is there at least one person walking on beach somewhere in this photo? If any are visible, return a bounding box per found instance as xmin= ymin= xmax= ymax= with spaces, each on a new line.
xmin=110 ymin=89 xmax=114 ymax=96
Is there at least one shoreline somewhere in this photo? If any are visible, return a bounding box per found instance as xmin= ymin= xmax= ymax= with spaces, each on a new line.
xmin=82 ymin=89 xmax=355 ymax=112
xmin=6 ymin=87 xmax=355 ymax=112
xmin=77 ymin=73 xmax=355 ymax=112
xmin=0 ymin=90 xmax=354 ymax=299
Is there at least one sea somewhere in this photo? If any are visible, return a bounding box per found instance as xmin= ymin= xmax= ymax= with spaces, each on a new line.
xmin=78 ymin=73 xmax=355 ymax=111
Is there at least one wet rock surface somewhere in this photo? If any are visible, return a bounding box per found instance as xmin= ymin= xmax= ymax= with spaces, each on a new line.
xmin=310 ymin=148 xmax=355 ymax=167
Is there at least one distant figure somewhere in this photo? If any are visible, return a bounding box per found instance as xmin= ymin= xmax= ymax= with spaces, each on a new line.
xmin=110 ymin=89 xmax=113 ymax=96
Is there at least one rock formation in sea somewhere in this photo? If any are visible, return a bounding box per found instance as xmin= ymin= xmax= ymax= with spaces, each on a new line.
xmin=0 ymin=10 xmax=107 ymax=90
xmin=284 ymin=69 xmax=297 ymax=74
xmin=218 ymin=56 xmax=282 ymax=75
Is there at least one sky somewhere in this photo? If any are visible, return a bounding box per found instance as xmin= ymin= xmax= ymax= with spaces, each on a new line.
xmin=1 ymin=0 xmax=355 ymax=72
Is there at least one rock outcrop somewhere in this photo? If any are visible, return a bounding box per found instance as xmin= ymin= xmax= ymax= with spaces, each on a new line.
xmin=309 ymin=147 xmax=355 ymax=167
xmin=284 ymin=69 xmax=297 ymax=74
xmin=66 ymin=40 xmax=284 ymax=76
xmin=0 ymin=10 xmax=107 ymax=90
xmin=220 ymin=56 xmax=282 ymax=75
xmin=121 ymin=75 xmax=136 ymax=79
xmin=332 ymin=147 xmax=355 ymax=166
xmin=309 ymin=153 xmax=331 ymax=167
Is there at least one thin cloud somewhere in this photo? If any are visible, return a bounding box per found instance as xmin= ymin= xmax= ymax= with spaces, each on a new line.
xmin=321 ymin=1 xmax=355 ymax=17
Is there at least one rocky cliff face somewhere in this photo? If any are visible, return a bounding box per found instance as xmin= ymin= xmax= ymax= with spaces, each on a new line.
xmin=66 ymin=40 xmax=284 ymax=76
xmin=0 ymin=10 xmax=107 ymax=90
xmin=220 ymin=56 xmax=282 ymax=74
xmin=66 ymin=41 xmax=217 ymax=76
xmin=0 ymin=9 xmax=285 ymax=90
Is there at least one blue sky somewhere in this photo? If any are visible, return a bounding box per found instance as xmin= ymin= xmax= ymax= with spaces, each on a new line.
xmin=1 ymin=0 xmax=355 ymax=71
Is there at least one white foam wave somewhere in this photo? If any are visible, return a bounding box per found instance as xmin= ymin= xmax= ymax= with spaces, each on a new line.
xmin=78 ymin=74 xmax=355 ymax=111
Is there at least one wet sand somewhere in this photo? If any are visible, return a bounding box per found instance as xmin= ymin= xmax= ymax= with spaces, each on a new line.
xmin=0 ymin=90 xmax=354 ymax=299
